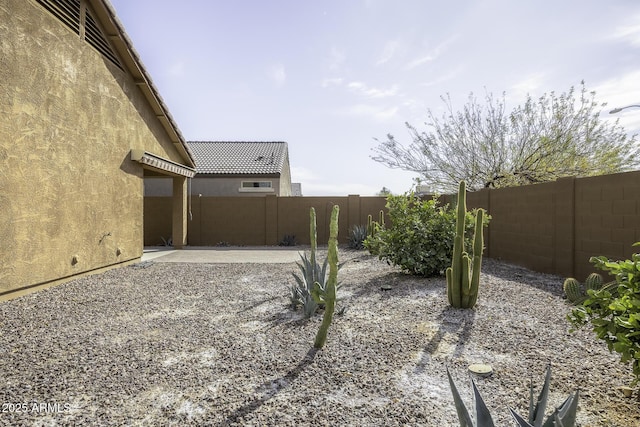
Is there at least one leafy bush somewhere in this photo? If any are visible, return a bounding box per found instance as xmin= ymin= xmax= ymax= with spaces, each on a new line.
xmin=347 ymin=224 xmax=368 ymax=250
xmin=568 ymin=244 xmax=640 ymax=385
xmin=364 ymin=193 xmax=488 ymax=276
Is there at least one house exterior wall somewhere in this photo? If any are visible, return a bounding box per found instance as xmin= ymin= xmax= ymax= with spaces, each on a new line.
xmin=0 ymin=0 xmax=187 ymax=294
xmin=278 ymin=152 xmax=293 ymax=196
xmin=145 ymin=176 xmax=287 ymax=197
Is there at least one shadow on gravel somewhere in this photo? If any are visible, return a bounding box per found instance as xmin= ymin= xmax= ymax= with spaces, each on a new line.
xmin=482 ymin=258 xmax=564 ymax=297
xmin=414 ymin=307 xmax=476 ymax=374
xmin=222 ymin=347 xmax=319 ymax=426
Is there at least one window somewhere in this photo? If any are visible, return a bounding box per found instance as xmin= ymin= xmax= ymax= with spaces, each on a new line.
xmin=239 ymin=181 xmax=274 ymax=193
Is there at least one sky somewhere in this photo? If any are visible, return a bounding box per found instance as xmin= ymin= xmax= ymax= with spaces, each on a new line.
xmin=108 ymin=0 xmax=640 ymax=196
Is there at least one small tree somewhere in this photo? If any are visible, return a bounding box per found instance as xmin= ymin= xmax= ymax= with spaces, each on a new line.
xmin=371 ymin=82 xmax=639 ymax=192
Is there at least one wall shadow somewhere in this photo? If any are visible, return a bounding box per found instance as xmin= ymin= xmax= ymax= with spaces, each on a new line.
xmin=482 ymin=258 xmax=565 ymax=297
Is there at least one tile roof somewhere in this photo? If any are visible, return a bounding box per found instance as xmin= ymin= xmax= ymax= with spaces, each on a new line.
xmin=187 ymin=141 xmax=289 ymax=175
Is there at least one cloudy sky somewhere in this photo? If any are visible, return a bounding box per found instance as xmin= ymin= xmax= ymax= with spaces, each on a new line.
xmin=109 ymin=0 xmax=640 ymax=196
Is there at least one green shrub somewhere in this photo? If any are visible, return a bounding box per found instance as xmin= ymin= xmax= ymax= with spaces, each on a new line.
xmin=364 ymin=193 xmax=488 ymax=276
xmin=567 ymin=243 xmax=640 ymax=385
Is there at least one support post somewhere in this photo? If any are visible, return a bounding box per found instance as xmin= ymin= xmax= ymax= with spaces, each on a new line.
xmin=172 ymin=176 xmax=188 ymax=249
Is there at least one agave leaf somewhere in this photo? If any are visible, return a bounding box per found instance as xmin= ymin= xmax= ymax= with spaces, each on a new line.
xmin=530 ymin=365 xmax=552 ymax=427
xmin=510 ymin=408 xmax=535 ymax=427
xmin=542 ymin=390 xmax=579 ymax=427
xmin=471 ymin=378 xmax=495 ymax=427
xmin=446 ymin=368 xmax=474 ymax=427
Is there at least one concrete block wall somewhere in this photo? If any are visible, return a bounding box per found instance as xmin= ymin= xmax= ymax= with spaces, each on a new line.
xmin=144 ymin=195 xmax=387 ymax=246
xmin=145 ymin=171 xmax=640 ymax=279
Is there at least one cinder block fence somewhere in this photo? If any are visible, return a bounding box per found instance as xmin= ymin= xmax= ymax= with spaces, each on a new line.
xmin=144 ymin=195 xmax=387 ymax=247
xmin=145 ymin=170 xmax=640 ymax=280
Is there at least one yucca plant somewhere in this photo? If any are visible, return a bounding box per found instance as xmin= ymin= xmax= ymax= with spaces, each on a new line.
xmin=447 ymin=365 xmax=579 ymax=427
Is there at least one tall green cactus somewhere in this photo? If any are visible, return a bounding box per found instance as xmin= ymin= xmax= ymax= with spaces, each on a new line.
xmin=314 ymin=205 xmax=339 ymax=349
xmin=310 ymin=207 xmax=317 ymax=280
xmin=446 ymin=181 xmax=485 ymax=309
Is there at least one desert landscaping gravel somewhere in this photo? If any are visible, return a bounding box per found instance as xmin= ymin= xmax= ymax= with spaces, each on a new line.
xmin=1 ymin=249 xmax=639 ymax=426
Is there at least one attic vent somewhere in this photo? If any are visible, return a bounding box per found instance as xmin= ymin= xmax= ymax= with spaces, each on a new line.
xmin=35 ymin=0 xmax=122 ymax=69
xmin=36 ymin=0 xmax=80 ymax=35
xmin=84 ymin=9 xmax=121 ymax=67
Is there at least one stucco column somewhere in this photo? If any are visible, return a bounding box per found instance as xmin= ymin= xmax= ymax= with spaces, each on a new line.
xmin=172 ymin=176 xmax=188 ymax=249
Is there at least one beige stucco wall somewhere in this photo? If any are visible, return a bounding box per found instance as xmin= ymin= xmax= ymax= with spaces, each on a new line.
xmin=0 ymin=0 xmax=187 ymax=293
xmin=278 ymin=153 xmax=292 ymax=196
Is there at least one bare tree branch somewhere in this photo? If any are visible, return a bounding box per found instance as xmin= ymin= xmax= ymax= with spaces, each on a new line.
xmin=371 ymin=82 xmax=639 ymax=192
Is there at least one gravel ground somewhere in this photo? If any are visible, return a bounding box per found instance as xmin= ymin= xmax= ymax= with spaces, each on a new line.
xmin=0 ymin=249 xmax=638 ymax=426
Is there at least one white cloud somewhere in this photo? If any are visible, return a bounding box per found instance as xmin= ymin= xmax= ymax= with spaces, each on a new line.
xmin=508 ymin=73 xmax=547 ymax=102
xmin=419 ymin=65 xmax=464 ymax=88
xmin=339 ymin=104 xmax=399 ymax=121
xmin=347 ymin=81 xmax=399 ymax=98
xmin=405 ymin=35 xmax=459 ymax=70
xmin=328 ymin=47 xmax=346 ymax=72
xmin=268 ymin=63 xmax=286 ymax=87
xmin=611 ymin=14 xmax=640 ymax=46
xmin=321 ymin=77 xmax=344 ymax=88
xmin=376 ymin=39 xmax=401 ymax=65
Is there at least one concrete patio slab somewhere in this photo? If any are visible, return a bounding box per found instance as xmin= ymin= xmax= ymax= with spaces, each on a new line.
xmin=142 ymin=246 xmax=302 ymax=263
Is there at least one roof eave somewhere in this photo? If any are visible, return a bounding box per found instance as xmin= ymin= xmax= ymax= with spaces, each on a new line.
xmin=89 ymin=0 xmax=196 ymax=169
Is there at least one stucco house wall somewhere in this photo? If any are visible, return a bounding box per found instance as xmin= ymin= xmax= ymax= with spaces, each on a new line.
xmin=0 ymin=0 xmax=193 ymax=294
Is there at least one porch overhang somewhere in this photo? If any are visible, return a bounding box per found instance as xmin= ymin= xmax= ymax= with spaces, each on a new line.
xmin=131 ymin=149 xmax=196 ymax=178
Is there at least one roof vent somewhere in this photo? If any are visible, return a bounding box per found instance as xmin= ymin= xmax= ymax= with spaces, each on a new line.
xmin=35 ymin=0 xmax=122 ymax=69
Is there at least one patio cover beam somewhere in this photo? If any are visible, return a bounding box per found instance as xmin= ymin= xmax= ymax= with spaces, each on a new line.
xmin=131 ymin=149 xmax=196 ymax=178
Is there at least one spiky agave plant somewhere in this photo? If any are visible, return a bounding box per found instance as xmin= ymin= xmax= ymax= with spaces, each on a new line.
xmin=290 ymin=207 xmax=327 ymax=317
xmin=447 ymin=365 xmax=579 ymax=427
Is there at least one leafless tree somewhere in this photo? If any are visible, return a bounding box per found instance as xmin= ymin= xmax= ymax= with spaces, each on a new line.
xmin=371 ymin=82 xmax=639 ymax=192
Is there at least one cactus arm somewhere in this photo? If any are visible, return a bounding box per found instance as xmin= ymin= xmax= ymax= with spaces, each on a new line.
xmin=456 ymin=181 xmax=466 ymax=238
xmin=461 ymin=254 xmax=471 ymax=307
xmin=314 ymin=205 xmax=339 ymax=349
xmin=467 ymin=209 xmax=485 ymax=308
xmin=310 ymin=207 xmax=317 ymax=282
xmin=446 ymin=267 xmax=454 ymax=306
xmin=450 ymin=235 xmax=463 ymax=307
